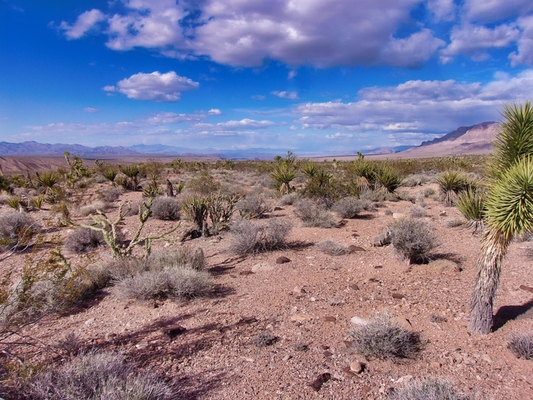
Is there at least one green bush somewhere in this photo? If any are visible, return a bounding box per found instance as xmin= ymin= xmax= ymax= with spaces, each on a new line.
xmin=390 ymin=218 xmax=438 ymax=264
xmin=23 ymin=352 xmax=173 ymax=400
xmin=349 ymin=313 xmax=421 ymax=360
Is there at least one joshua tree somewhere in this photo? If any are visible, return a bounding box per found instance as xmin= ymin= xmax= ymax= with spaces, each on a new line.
xmin=470 ymin=102 xmax=533 ymax=334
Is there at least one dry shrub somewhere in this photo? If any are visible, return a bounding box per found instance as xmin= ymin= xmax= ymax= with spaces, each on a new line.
xmin=349 ymin=314 xmax=421 ymax=359
xmin=410 ymin=205 xmax=428 ymax=218
xmin=390 ymin=378 xmax=467 ymax=400
xmin=294 ymin=199 xmax=336 ymax=228
xmin=253 ymin=331 xmax=278 ymax=347
xmin=237 ymin=195 xmax=270 ymax=219
xmin=99 ymin=186 xmax=123 ymax=202
xmin=332 ymin=197 xmax=363 ymax=218
xmin=278 ymin=192 xmax=299 ymax=205
xmin=390 ymin=218 xmax=438 ymax=264
xmin=229 ymin=218 xmax=292 ymax=255
xmin=0 ymin=212 xmax=38 ymax=251
xmin=64 ymin=227 xmax=104 ymax=253
xmin=22 ymin=352 xmax=173 ymax=400
xmin=508 ymin=333 xmax=533 ymax=360
xmin=151 ymin=197 xmax=181 ymax=220
xmin=150 ymin=247 xmax=205 ymax=271
xmin=80 ymin=201 xmax=108 ymax=217
xmin=317 ymin=239 xmax=350 ymax=256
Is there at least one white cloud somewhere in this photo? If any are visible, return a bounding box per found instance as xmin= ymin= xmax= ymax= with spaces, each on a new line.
xmin=464 ymin=0 xmax=533 ymax=23
xmin=288 ymin=70 xmax=297 ymax=80
xmin=103 ymin=71 xmax=199 ymax=102
xmin=59 ymin=9 xmax=105 ymax=39
xmin=509 ymin=15 xmax=533 ymax=66
xmin=252 ymin=95 xmax=266 ymax=100
xmin=145 ymin=112 xmax=205 ymax=124
xmin=325 ymin=132 xmax=353 ymax=139
xmin=194 ymin=118 xmax=275 ymax=131
xmin=427 ymin=0 xmax=456 ymax=21
xmin=208 ymin=108 xmax=223 ymax=115
xmin=440 ymin=23 xmax=520 ymax=63
xmin=272 ymin=91 xmax=298 ymax=99
xmin=83 ymin=107 xmax=99 ymax=113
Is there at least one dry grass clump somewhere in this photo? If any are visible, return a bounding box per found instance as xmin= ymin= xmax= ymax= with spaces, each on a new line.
xmin=410 ymin=205 xmax=428 ymax=218
xmin=389 ymin=378 xmax=467 ymax=400
xmin=237 ymin=195 xmax=270 ymax=219
xmin=294 ymin=199 xmax=336 ymax=228
xmin=229 ymin=218 xmax=292 ymax=255
xmin=507 ymin=333 xmax=533 ymax=360
xmin=151 ymin=197 xmax=181 ymax=220
xmin=332 ymin=197 xmax=363 ymax=218
xmin=0 ymin=211 xmax=38 ymax=251
xmin=64 ymin=227 xmax=105 ymax=253
xmin=278 ymin=192 xmax=299 ymax=205
xmin=106 ymin=248 xmax=211 ymax=301
xmin=390 ymin=218 xmax=438 ymax=264
xmin=317 ymin=239 xmax=350 ymax=256
xmin=349 ymin=314 xmax=421 ymax=360
xmin=22 ymin=351 xmax=173 ymax=400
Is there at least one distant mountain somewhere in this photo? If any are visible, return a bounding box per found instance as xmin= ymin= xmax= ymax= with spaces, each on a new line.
xmin=398 ymin=122 xmax=500 ymax=157
xmin=0 ymin=141 xmax=136 ymax=156
xmin=364 ymin=145 xmax=413 ymax=155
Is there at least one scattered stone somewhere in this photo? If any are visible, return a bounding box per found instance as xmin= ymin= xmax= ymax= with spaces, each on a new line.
xmin=350 ymin=316 xmax=369 ymax=326
xmin=374 ymin=265 xmax=383 ymax=269
xmin=237 ymin=317 xmax=259 ymax=325
xmin=349 ymin=361 xmax=365 ymax=374
xmin=349 ymin=245 xmax=365 ymax=252
xmin=282 ymin=354 xmax=292 ymax=362
xmin=162 ymin=324 xmax=187 ymax=341
xmin=84 ymin=318 xmax=95 ymax=326
xmin=352 ymin=233 xmax=360 ymax=238
xmin=292 ymin=286 xmax=306 ymax=296
xmin=323 ymin=350 xmax=333 ymax=357
xmin=293 ymin=343 xmax=309 ymax=351
xmin=322 ymin=316 xmax=337 ymax=323
xmin=290 ymin=314 xmax=315 ymax=322
xmin=252 ymin=263 xmax=274 ymax=272
xmin=276 ymin=256 xmax=291 ymax=264
xmin=273 ymin=206 xmax=283 ymax=211
xmin=439 ymin=211 xmax=447 ymax=216
xmin=519 ymin=285 xmax=533 ymax=293
xmin=239 ymin=270 xmax=254 ymax=276
xmin=309 ymin=373 xmax=331 ymax=392
xmin=374 ymin=228 xmax=392 ymax=247
xmin=392 ymin=292 xmax=405 ymax=299
xmin=350 ymin=284 xmax=360 ymax=290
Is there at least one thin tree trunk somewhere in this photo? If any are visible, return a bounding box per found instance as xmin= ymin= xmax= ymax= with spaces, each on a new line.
xmin=469 ymin=227 xmax=512 ymax=334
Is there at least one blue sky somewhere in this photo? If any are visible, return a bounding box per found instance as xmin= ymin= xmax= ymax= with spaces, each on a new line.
xmin=1 ymin=0 xmax=533 ymax=155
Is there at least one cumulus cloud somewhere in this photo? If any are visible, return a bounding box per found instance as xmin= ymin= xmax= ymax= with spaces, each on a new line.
xmin=427 ymin=0 xmax=456 ymax=21
xmin=208 ymin=108 xmax=223 ymax=115
xmin=464 ymin=0 xmax=533 ymax=23
xmin=103 ymin=71 xmax=199 ymax=102
xmin=272 ymin=91 xmax=298 ymax=99
xmin=294 ymin=70 xmax=533 ymax=136
xmin=63 ymin=0 xmax=443 ymax=68
xmin=59 ymin=9 xmax=105 ymax=39
xmin=509 ymin=15 xmax=533 ymax=66
xmin=440 ymin=23 xmax=520 ymax=63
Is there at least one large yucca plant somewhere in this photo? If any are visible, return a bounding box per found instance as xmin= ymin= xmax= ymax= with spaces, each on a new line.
xmin=470 ymin=101 xmax=533 ymax=334
xmin=375 ymin=165 xmax=403 ymax=193
xmin=436 ymin=170 xmax=468 ymax=206
xmin=271 ymin=162 xmax=297 ymax=195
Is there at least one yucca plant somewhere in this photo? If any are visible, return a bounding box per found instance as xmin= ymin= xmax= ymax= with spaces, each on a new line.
xmin=470 ymin=101 xmax=533 ymax=334
xmin=6 ymin=196 xmax=20 ymax=210
xmin=436 ymin=170 xmax=468 ymax=206
xmin=102 ymin=168 xmax=117 ymax=184
xmin=455 ymin=188 xmax=486 ymax=233
xmin=375 ymin=164 xmax=403 ymax=193
xmin=119 ymin=164 xmax=140 ymax=190
xmin=36 ymin=170 xmax=59 ymax=189
xmin=271 ymin=162 xmax=297 ymax=195
xmin=182 ymin=195 xmax=209 ymax=236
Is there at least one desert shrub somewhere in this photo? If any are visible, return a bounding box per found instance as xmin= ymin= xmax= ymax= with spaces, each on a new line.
xmin=360 ymin=189 xmax=396 ymax=203
xmin=22 ymin=352 xmax=173 ymax=400
xmin=118 ymin=164 xmax=140 ymax=190
xmin=80 ymin=200 xmax=108 ymax=217
xmin=332 ymin=197 xmax=363 ymax=218
xmin=349 ymin=313 xmax=421 ymax=359
xmin=114 ymin=266 xmax=212 ymax=300
xmin=375 ymin=164 xmax=404 ymax=193
xmin=278 ymin=192 xmax=299 ymax=205
xmin=508 ymin=333 xmax=533 ymax=360
xmin=436 ymin=171 xmax=469 ymax=206
xmin=64 ymin=227 xmax=105 ymax=253
xmin=237 ymin=195 xmax=270 ymax=219
xmin=455 ymin=188 xmax=485 ymax=233
xmin=6 ymin=196 xmax=20 ymax=210
xmin=390 ymin=218 xmax=438 ymax=264
xmin=423 ymin=187 xmax=436 ymax=197
xmin=151 ymin=197 xmax=181 ymax=220
xmin=402 ymin=174 xmax=432 ymax=187
xmin=150 ymin=247 xmax=205 ymax=271
xmin=187 ymin=170 xmax=220 ymax=195
xmin=390 ymin=378 xmax=467 ymax=400
xmin=410 ymin=205 xmax=428 ymax=218
xmin=99 ymin=186 xmax=123 ymax=202
xmin=294 ymin=199 xmax=336 ymax=228
xmin=182 ymin=195 xmax=208 ymax=232
xmin=36 ymin=170 xmax=59 ymax=189
xmin=229 ymin=218 xmax=292 ymax=255
xmin=206 ymin=193 xmax=240 ymax=234
xmin=253 ymin=331 xmax=278 ymax=347
xmin=317 ymin=239 xmax=350 ymax=256
xmin=0 ymin=212 xmax=38 ymax=251
xmin=271 ymin=156 xmax=297 ymax=195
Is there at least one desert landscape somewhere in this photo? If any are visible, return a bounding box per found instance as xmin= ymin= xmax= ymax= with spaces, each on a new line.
xmin=0 ymin=141 xmax=533 ymax=400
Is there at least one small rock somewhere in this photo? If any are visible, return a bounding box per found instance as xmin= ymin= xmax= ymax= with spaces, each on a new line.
xmin=84 ymin=318 xmax=95 ymax=326
xmin=349 ymin=245 xmax=365 ymax=252
xmin=309 ymin=373 xmax=331 ymax=392
xmin=276 ymin=256 xmax=291 ymax=264
xmin=323 ymin=350 xmax=333 ymax=357
xmin=350 ymin=316 xmax=369 ymax=326
xmin=251 ymin=263 xmax=274 ymax=272
xmin=290 ymin=314 xmax=315 ymax=322
xmin=374 ymin=265 xmax=383 ymax=269
xmin=292 ymin=286 xmax=306 ymax=296
xmin=162 ymin=324 xmax=187 ymax=341
xmin=282 ymin=354 xmax=291 ymax=362
xmin=239 ymin=270 xmax=254 ymax=276
xmin=273 ymin=206 xmax=283 ymax=211
xmin=392 ymin=292 xmax=405 ymax=299
xmin=349 ymin=361 xmax=365 ymax=374
xmin=519 ymin=285 xmax=533 ymax=293
xmin=322 ymin=316 xmax=336 ymax=323
xmin=396 ymin=375 xmax=413 ymax=384
xmin=349 ymin=284 xmax=360 ymax=290
xmin=439 ymin=211 xmax=447 ymax=216
xmin=392 ymin=315 xmax=412 ymax=330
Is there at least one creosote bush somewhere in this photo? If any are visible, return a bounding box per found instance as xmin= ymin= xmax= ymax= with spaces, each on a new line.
xmin=332 ymin=197 xmax=363 ymax=218
xmin=22 ymin=351 xmax=173 ymax=400
xmin=390 ymin=218 xmax=438 ymax=264
xmin=151 ymin=197 xmax=181 ymax=220
xmin=507 ymin=333 xmax=533 ymax=360
xmin=317 ymin=239 xmax=350 ymax=256
xmin=349 ymin=313 xmax=421 ymax=360
xmin=229 ymin=218 xmax=292 ymax=255
xmin=389 ymin=378 xmax=467 ymax=400
xmin=294 ymin=199 xmax=336 ymax=228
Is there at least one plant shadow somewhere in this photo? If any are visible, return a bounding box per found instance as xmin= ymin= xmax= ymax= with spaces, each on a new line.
xmin=493 ymin=299 xmax=533 ymax=331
